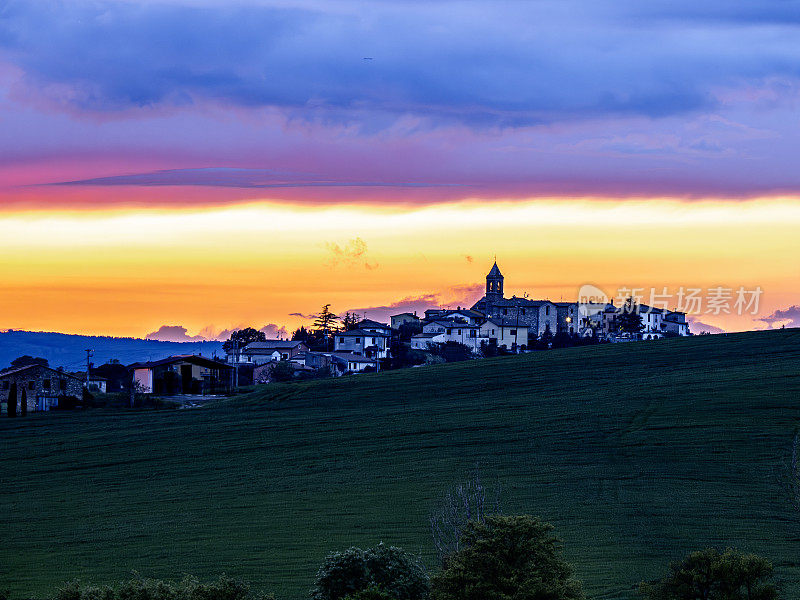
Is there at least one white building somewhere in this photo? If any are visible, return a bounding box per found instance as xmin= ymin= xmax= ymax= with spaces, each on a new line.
xmin=480 ymin=318 xmax=528 ymax=350
xmin=422 ymin=319 xmax=484 ymax=353
xmin=327 ymin=352 xmax=378 ymax=373
xmin=411 ymin=332 xmax=446 ymax=350
xmin=390 ymin=312 xmax=420 ymax=329
xmin=334 ymin=329 xmax=390 ymax=358
xmin=231 ymin=340 xmax=308 ymax=364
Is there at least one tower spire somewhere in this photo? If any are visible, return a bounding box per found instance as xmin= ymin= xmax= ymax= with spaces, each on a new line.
xmin=485 ymin=260 xmax=504 ymax=302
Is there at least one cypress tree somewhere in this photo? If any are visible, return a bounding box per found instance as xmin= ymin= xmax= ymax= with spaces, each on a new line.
xmin=20 ymin=387 xmax=27 ymax=416
xmin=7 ymin=382 xmax=17 ymax=417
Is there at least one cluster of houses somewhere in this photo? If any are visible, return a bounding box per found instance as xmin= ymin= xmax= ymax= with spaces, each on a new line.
xmin=0 ymin=262 xmax=692 ymax=412
xmin=0 ymin=354 xmax=237 ymax=413
xmin=227 ymin=262 xmax=691 ymax=378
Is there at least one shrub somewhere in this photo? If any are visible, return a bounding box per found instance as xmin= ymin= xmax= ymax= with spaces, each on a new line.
xmin=312 ymin=544 xmax=429 ymax=600
xmin=269 ymin=361 xmax=295 ymax=382
xmin=54 ymin=576 xmax=272 ymax=600
xmin=639 ymin=548 xmax=777 ymax=600
xmin=430 ymin=515 xmax=584 ymax=600
xmin=343 ymin=588 xmax=397 ymax=600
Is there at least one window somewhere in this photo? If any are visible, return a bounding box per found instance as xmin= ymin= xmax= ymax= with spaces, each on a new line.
xmin=43 ymin=379 xmax=51 ymax=390
xmin=28 ymin=381 xmax=35 ymax=390
xmin=503 ymin=309 xmax=508 ymax=315
xmin=370 ymin=338 xmax=375 ymax=344
xmin=522 ymin=309 xmax=526 ymax=315
xmin=281 ymin=353 xmax=288 ymax=360
xmin=59 ymin=379 xmax=66 ymax=391
xmin=1 ymin=381 xmax=7 ymax=390
xmin=546 ymin=306 xmax=550 ymax=315
xmin=339 ymin=337 xmax=345 ymax=343
xmin=510 ymin=329 xmax=517 ymax=335
xmin=446 ymin=329 xmax=452 ymax=335
xmin=355 ymin=338 xmax=361 ymax=343
xmin=469 ymin=330 xmax=476 ymax=338
xmin=457 ymin=329 xmax=461 ymax=335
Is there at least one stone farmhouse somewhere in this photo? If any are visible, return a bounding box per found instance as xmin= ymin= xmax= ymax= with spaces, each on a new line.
xmin=0 ymin=364 xmax=84 ymax=412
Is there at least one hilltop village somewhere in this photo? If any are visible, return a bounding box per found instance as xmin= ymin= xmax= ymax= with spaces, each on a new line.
xmin=0 ymin=262 xmax=690 ymax=410
xmin=222 ymin=261 xmax=688 ymax=380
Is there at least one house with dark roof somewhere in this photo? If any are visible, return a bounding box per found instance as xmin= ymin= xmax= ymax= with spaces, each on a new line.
xmin=334 ymin=329 xmax=390 ymax=358
xmin=234 ymin=340 xmax=308 ymax=364
xmin=355 ymin=319 xmax=393 ymax=335
xmin=326 ymin=352 xmax=378 ymax=374
xmin=130 ymin=355 xmax=232 ymax=395
xmin=410 ymin=332 xmax=446 ymax=350
xmin=480 ymin=317 xmax=529 ymax=350
xmin=390 ymin=312 xmax=420 ymax=329
xmin=0 ymin=364 xmax=84 ymax=412
xmin=421 ymin=319 xmax=485 ymax=353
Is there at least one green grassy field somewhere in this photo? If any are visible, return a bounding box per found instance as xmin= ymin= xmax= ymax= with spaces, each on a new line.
xmin=2 ymin=330 xmax=800 ymax=599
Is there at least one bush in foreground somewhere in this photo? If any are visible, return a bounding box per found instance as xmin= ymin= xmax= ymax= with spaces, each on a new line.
xmin=430 ymin=515 xmax=584 ymax=600
xmin=343 ymin=588 xmax=397 ymax=600
xmin=54 ymin=575 xmax=273 ymax=600
xmin=311 ymin=544 xmax=429 ymax=600
xmin=640 ymin=548 xmax=777 ymax=600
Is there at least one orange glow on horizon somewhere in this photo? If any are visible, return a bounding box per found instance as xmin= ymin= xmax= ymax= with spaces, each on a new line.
xmin=2 ymin=196 xmax=799 ymax=338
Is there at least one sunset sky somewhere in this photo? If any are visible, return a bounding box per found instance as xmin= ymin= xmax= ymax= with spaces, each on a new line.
xmin=1 ymin=0 xmax=800 ymax=339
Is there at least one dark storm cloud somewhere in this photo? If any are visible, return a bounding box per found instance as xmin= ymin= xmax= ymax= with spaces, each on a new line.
xmin=2 ymin=1 xmax=799 ymax=127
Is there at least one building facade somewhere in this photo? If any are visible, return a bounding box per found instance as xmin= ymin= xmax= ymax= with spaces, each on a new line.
xmin=0 ymin=364 xmax=84 ymax=412
xmin=471 ymin=262 xmax=578 ymax=339
xmin=131 ymin=355 xmax=232 ymax=395
xmin=334 ymin=329 xmax=390 ymax=358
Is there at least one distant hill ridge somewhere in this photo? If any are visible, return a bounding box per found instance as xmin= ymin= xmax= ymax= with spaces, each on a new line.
xmin=0 ymin=330 xmax=224 ymax=369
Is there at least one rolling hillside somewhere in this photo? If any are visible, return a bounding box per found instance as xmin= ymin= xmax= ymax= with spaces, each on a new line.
xmin=2 ymin=330 xmax=800 ymax=599
xmin=0 ymin=330 xmax=224 ymax=369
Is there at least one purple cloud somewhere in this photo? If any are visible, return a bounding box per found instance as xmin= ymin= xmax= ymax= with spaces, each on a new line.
xmin=3 ymin=1 xmax=800 ymax=127
xmin=2 ymin=1 xmax=800 ymax=203
xmin=50 ymin=167 xmax=461 ymax=189
xmin=346 ymin=284 xmax=484 ymax=323
xmin=145 ymin=325 xmax=206 ymax=342
xmin=686 ymin=318 xmax=726 ymax=335
xmin=759 ymin=305 xmax=800 ymax=328
xmin=149 ymin=323 xmax=289 ymax=342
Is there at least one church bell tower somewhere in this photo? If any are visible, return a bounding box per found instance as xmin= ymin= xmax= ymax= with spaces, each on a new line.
xmin=485 ymin=261 xmax=504 ymax=302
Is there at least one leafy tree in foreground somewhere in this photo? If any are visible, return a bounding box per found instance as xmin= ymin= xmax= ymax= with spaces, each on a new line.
xmin=311 ymin=543 xmax=429 ymax=600
xmin=343 ymin=588 xmax=397 ymax=600
xmin=269 ymin=360 xmax=295 ymax=382
xmin=430 ymin=515 xmax=584 ymax=600
xmin=639 ymin=548 xmax=777 ymax=600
